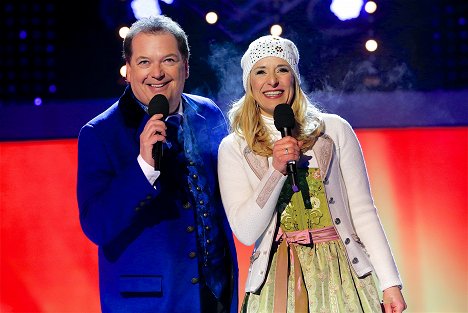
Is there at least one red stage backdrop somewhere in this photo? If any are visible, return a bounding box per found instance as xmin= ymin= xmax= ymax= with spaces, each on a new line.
xmin=1 ymin=127 xmax=467 ymax=313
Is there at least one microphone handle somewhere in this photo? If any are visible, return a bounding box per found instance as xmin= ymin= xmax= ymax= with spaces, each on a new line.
xmin=280 ymin=127 xmax=299 ymax=192
xmin=280 ymin=127 xmax=292 ymax=137
xmin=153 ymin=141 xmax=163 ymax=171
xmin=287 ymin=160 xmax=299 ymax=193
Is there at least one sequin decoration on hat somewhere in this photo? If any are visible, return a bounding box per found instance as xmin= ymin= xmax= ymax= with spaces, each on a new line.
xmin=241 ymin=35 xmax=300 ymax=91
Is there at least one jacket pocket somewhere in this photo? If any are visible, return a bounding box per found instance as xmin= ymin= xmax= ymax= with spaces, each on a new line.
xmin=119 ymin=275 xmax=162 ymax=297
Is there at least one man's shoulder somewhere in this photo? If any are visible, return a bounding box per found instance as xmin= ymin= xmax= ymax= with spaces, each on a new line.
xmin=182 ymin=93 xmax=215 ymax=104
xmin=182 ymin=93 xmax=225 ymax=118
xmin=86 ymin=101 xmax=120 ymax=127
xmin=182 ymin=93 xmax=219 ymax=111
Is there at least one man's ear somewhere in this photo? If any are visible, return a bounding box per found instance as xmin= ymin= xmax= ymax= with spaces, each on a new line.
xmin=185 ymin=60 xmax=189 ymax=79
xmin=125 ymin=62 xmax=132 ymax=83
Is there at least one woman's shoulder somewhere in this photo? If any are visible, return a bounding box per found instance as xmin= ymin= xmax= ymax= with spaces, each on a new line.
xmin=319 ymin=113 xmax=356 ymax=140
xmin=221 ymin=132 xmax=245 ymax=147
xmin=320 ymin=112 xmax=348 ymax=124
xmin=218 ymin=133 xmax=247 ymax=161
xmin=320 ymin=113 xmax=353 ymax=129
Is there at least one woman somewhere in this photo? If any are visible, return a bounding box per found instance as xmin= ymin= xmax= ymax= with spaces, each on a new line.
xmin=218 ymin=35 xmax=406 ymax=312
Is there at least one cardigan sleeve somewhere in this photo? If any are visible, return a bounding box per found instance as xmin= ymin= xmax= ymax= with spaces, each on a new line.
xmin=217 ymin=134 xmax=287 ymax=246
xmin=328 ymin=114 xmax=402 ymax=291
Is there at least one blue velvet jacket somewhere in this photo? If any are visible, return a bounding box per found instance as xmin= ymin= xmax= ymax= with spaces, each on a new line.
xmin=77 ymin=87 xmax=238 ymax=313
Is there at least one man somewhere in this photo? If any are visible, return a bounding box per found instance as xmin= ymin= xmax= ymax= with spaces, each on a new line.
xmin=77 ymin=15 xmax=238 ymax=313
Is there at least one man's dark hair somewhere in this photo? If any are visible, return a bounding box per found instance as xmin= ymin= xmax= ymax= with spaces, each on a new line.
xmin=122 ymin=15 xmax=190 ymax=62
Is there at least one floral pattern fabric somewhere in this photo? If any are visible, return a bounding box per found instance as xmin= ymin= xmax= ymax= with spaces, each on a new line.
xmin=242 ymin=168 xmax=382 ymax=313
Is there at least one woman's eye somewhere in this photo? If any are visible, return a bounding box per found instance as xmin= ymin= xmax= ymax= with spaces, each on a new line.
xmin=278 ymin=67 xmax=290 ymax=73
xmin=254 ymin=70 xmax=266 ymax=75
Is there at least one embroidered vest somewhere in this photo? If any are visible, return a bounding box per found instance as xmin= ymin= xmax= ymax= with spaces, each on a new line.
xmin=163 ymin=114 xmax=228 ymax=300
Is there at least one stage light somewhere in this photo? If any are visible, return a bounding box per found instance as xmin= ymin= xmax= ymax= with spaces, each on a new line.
xmin=270 ymin=24 xmax=282 ymax=36
xmin=120 ymin=65 xmax=127 ymax=78
xmin=34 ymin=97 xmax=42 ymax=106
xmin=365 ymin=1 xmax=377 ymax=14
xmin=330 ymin=0 xmax=363 ymax=21
xmin=119 ymin=26 xmax=129 ymax=39
xmin=365 ymin=39 xmax=378 ymax=52
xmin=131 ymin=0 xmax=160 ymax=19
xmin=130 ymin=0 xmax=174 ymax=19
xmin=206 ymin=12 xmax=218 ymax=24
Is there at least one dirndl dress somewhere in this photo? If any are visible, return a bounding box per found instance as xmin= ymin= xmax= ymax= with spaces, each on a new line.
xmin=241 ymin=167 xmax=382 ymax=313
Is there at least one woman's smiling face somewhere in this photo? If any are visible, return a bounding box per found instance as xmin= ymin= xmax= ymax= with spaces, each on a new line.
xmin=249 ymin=56 xmax=295 ymax=117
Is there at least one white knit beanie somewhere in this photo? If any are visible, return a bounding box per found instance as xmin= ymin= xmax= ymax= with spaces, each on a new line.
xmin=240 ymin=35 xmax=301 ymax=91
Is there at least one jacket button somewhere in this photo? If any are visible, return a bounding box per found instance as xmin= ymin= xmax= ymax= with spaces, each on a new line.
xmin=328 ymin=197 xmax=334 ymax=204
xmin=199 ymin=200 xmax=204 ymax=205
xmin=205 ymin=226 xmax=210 ymax=230
xmin=146 ymin=195 xmax=152 ymax=200
xmin=192 ymin=174 xmax=198 ymax=179
xmin=203 ymin=212 xmax=208 ymax=217
xmin=191 ymin=277 xmax=199 ymax=284
xmin=206 ymin=239 xmax=211 ymax=244
xmin=196 ymin=186 xmax=201 ymax=191
xmin=335 ymin=218 xmax=341 ymax=225
xmin=189 ymin=161 xmax=195 ymax=166
xmin=135 ymin=207 xmax=141 ymax=212
xmin=188 ymin=251 xmax=197 ymax=258
xmin=352 ymin=257 xmax=359 ymax=264
xmin=183 ymin=202 xmax=191 ymax=209
xmin=345 ymin=238 xmax=350 ymax=244
xmin=186 ymin=226 xmax=194 ymax=233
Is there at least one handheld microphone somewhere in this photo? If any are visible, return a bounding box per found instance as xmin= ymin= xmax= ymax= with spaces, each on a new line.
xmin=148 ymin=94 xmax=169 ymax=171
xmin=273 ymin=103 xmax=299 ymax=193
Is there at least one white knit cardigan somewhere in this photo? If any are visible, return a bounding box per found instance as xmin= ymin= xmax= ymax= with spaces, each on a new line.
xmin=218 ymin=113 xmax=402 ymax=293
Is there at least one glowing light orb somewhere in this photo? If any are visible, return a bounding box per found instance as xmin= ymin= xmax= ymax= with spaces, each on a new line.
xmin=365 ymin=1 xmax=377 ymax=14
xmin=330 ymin=0 xmax=364 ymax=21
xmin=206 ymin=12 xmax=218 ymax=24
xmin=365 ymin=39 xmax=378 ymax=52
xmin=119 ymin=27 xmax=129 ymax=39
xmin=270 ymin=24 xmax=283 ymax=36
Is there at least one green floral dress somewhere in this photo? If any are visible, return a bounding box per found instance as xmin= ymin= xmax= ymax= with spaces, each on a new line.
xmin=242 ymin=168 xmax=382 ymax=313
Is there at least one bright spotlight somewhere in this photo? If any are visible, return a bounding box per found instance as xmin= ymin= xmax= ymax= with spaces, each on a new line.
xmin=365 ymin=1 xmax=377 ymax=14
xmin=130 ymin=0 xmax=174 ymax=20
xmin=206 ymin=12 xmax=218 ymax=24
xmin=270 ymin=24 xmax=283 ymax=36
xmin=365 ymin=39 xmax=378 ymax=52
xmin=120 ymin=65 xmax=127 ymax=78
xmin=119 ymin=27 xmax=129 ymax=39
xmin=330 ymin=0 xmax=364 ymax=21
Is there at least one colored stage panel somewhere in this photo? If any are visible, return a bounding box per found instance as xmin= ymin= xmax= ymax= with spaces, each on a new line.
xmin=0 ymin=127 xmax=467 ymax=312
xmin=356 ymin=127 xmax=467 ymax=312
xmin=0 ymin=140 xmax=100 ymax=313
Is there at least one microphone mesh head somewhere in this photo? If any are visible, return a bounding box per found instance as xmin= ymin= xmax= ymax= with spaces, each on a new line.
xmin=273 ymin=103 xmax=295 ymax=131
xmin=148 ymin=94 xmax=169 ymax=119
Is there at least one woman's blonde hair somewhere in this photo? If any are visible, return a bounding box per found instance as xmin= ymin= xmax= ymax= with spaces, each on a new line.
xmin=228 ymin=74 xmax=324 ymax=157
